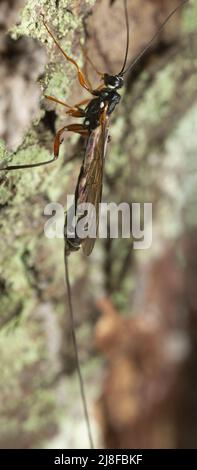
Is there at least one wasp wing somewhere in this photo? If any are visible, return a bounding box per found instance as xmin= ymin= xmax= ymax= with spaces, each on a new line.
xmin=75 ymin=114 xmax=109 ymax=256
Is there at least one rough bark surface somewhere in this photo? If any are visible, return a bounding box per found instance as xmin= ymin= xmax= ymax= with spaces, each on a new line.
xmin=0 ymin=0 xmax=196 ymax=449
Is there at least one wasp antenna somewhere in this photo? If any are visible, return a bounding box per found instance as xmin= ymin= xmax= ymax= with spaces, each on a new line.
xmin=119 ymin=0 xmax=130 ymax=75
xmin=122 ymin=0 xmax=189 ymax=76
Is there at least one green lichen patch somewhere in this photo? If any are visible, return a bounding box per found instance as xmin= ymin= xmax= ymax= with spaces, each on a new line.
xmin=0 ymin=315 xmax=61 ymax=447
xmin=11 ymin=0 xmax=86 ymax=101
xmin=183 ymin=0 xmax=197 ymax=33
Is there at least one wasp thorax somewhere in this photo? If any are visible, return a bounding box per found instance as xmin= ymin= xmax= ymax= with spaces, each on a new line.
xmin=103 ymin=73 xmax=124 ymax=90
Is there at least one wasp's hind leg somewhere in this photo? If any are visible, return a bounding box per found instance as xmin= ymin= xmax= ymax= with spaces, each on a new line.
xmin=0 ymin=121 xmax=89 ymax=171
xmin=0 ymin=153 xmax=57 ymax=171
xmin=54 ymin=123 xmax=89 ymax=158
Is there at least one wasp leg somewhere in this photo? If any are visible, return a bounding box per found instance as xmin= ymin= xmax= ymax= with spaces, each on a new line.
xmin=45 ymin=94 xmax=85 ymax=117
xmin=41 ymin=15 xmax=93 ymax=93
xmin=54 ymin=124 xmax=89 ymax=158
xmin=45 ymin=95 xmax=91 ymax=115
xmin=0 ymin=124 xmax=89 ymax=171
xmin=0 ymin=156 xmax=56 ymax=171
xmin=100 ymin=104 xmax=108 ymax=127
xmin=73 ymin=98 xmax=91 ymax=108
xmin=66 ymin=109 xmax=85 ymax=117
xmin=45 ymin=95 xmax=74 ymax=110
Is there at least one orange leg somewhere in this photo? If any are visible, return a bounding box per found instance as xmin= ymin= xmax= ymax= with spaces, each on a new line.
xmin=0 ymin=156 xmax=56 ymax=171
xmin=0 ymin=124 xmax=89 ymax=171
xmin=100 ymin=105 xmax=108 ymax=125
xmin=45 ymin=95 xmax=91 ymax=116
xmin=54 ymin=124 xmax=89 ymax=158
xmin=45 ymin=95 xmax=74 ymax=110
xmin=66 ymin=109 xmax=85 ymax=117
xmin=41 ymin=15 xmax=93 ymax=93
xmin=74 ymin=98 xmax=91 ymax=108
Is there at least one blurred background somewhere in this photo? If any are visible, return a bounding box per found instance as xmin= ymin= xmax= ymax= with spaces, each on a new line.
xmin=0 ymin=0 xmax=196 ymax=449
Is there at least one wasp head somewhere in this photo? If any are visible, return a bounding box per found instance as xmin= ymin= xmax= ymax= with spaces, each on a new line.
xmin=103 ymin=73 xmax=124 ymax=90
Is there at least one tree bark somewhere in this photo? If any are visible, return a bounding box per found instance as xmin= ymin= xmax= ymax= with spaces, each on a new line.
xmin=0 ymin=0 xmax=196 ymax=449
